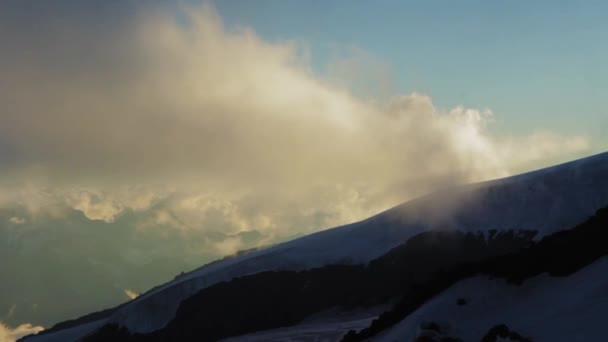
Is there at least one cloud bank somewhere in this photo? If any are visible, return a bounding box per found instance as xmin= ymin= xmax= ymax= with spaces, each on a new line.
xmin=0 ymin=2 xmax=590 ymax=247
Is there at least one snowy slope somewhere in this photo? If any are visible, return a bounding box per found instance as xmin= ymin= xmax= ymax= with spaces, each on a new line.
xmin=374 ymin=256 xmax=608 ymax=342
xmin=28 ymin=152 xmax=608 ymax=341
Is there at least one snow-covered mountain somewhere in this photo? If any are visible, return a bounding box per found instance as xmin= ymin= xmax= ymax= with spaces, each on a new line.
xmin=374 ymin=257 xmax=608 ymax=342
xmin=25 ymin=151 xmax=608 ymax=342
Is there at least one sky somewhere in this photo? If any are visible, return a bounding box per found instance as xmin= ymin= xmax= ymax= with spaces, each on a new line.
xmin=214 ymin=0 xmax=608 ymax=147
xmin=0 ymin=0 xmax=606 ymax=337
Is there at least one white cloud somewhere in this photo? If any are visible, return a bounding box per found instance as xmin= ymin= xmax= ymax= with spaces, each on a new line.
xmin=65 ymin=191 xmax=124 ymax=223
xmin=0 ymin=321 xmax=44 ymax=342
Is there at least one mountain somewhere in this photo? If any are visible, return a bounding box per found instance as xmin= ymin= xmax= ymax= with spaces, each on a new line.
xmin=375 ymin=257 xmax=608 ymax=342
xmin=23 ymin=152 xmax=608 ymax=341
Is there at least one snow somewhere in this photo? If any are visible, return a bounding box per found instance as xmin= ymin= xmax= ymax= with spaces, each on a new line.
xmin=27 ymin=152 xmax=608 ymax=341
xmin=374 ymin=256 xmax=608 ymax=342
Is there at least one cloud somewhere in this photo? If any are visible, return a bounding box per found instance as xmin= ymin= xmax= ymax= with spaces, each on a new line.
xmin=0 ymin=321 xmax=44 ymax=342
xmin=65 ymin=191 xmax=124 ymax=223
xmin=325 ymin=45 xmax=395 ymax=100
xmin=124 ymin=289 xmax=139 ymax=300
xmin=0 ymin=3 xmax=590 ymax=242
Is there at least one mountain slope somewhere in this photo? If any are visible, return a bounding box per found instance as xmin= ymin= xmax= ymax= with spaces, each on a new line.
xmin=342 ymin=203 xmax=608 ymax=341
xmin=25 ymin=151 xmax=608 ymax=341
xmin=77 ymin=203 xmax=608 ymax=341
xmin=374 ymin=256 xmax=608 ymax=342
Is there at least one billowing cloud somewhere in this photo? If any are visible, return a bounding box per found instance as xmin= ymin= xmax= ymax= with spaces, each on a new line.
xmin=0 ymin=3 xmax=590 ymax=247
xmin=0 ymin=321 xmax=44 ymax=342
xmin=65 ymin=191 xmax=124 ymax=223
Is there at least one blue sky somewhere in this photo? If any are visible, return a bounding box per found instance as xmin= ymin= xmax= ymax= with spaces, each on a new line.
xmin=215 ymin=0 xmax=608 ymax=150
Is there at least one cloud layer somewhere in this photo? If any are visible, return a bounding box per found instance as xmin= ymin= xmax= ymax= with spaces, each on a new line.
xmin=0 ymin=1 xmax=592 ymax=250
xmin=0 ymin=3 xmax=588 ymax=217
